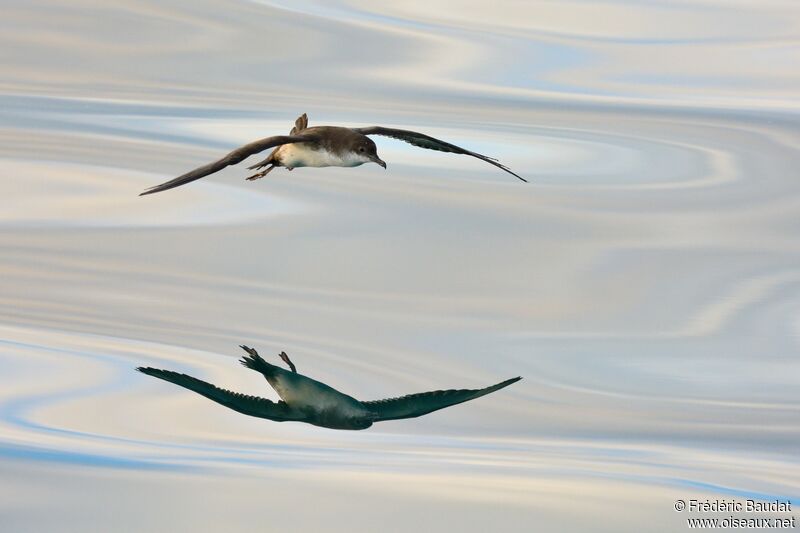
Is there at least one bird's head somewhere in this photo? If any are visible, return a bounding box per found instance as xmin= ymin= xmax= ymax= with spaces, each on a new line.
xmin=353 ymin=138 xmax=386 ymax=169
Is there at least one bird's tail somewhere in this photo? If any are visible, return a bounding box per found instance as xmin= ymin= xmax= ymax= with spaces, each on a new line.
xmin=290 ymin=113 xmax=308 ymax=135
xmin=239 ymin=345 xmax=279 ymax=377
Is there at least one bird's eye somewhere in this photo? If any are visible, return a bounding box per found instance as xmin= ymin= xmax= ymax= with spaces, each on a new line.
xmin=359 ymin=147 xmax=365 ymax=152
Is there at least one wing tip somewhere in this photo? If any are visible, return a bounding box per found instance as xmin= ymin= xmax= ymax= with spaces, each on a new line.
xmin=497 ymin=165 xmax=527 ymax=183
xmin=499 ymin=376 xmax=522 ymax=387
xmin=137 ymin=366 xmax=164 ymax=377
xmin=139 ymin=183 xmax=171 ymax=196
xmin=139 ymin=182 xmax=174 ymax=196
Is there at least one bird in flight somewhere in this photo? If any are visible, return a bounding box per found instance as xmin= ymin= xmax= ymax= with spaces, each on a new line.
xmin=139 ymin=113 xmax=525 ymax=195
xmin=137 ymin=345 xmax=521 ymax=430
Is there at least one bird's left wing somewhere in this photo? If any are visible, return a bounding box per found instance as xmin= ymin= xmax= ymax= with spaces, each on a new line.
xmin=354 ymin=126 xmax=526 ymax=182
xmin=137 ymin=367 xmax=304 ymax=422
xmin=362 ymin=376 xmax=521 ymax=422
xmin=140 ymin=133 xmax=318 ymax=196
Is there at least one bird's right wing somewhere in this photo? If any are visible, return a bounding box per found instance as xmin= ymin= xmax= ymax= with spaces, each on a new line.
xmin=137 ymin=367 xmax=304 ymax=422
xmin=362 ymin=376 xmax=521 ymax=422
xmin=354 ymin=126 xmax=526 ymax=182
xmin=139 ymin=133 xmax=318 ymax=196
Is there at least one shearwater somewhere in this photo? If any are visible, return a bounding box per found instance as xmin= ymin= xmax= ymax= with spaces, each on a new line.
xmin=140 ymin=113 xmax=525 ymax=195
xmin=137 ymin=345 xmax=521 ymax=430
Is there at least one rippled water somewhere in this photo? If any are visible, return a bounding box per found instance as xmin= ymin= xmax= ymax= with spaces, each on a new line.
xmin=2 ymin=1 xmax=799 ymax=531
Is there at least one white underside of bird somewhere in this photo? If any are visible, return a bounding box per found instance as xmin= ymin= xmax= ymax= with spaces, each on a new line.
xmin=277 ymin=143 xmax=370 ymax=169
xmin=139 ymin=112 xmax=525 ymax=196
xmin=269 ymin=370 xmax=369 ymax=417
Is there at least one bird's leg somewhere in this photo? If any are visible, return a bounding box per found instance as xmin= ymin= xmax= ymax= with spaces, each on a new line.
xmin=278 ymin=351 xmax=297 ymax=373
xmin=245 ymin=164 xmax=276 ymax=181
xmin=240 ymin=345 xmax=260 ymax=358
xmin=246 ymin=169 xmax=269 ymax=181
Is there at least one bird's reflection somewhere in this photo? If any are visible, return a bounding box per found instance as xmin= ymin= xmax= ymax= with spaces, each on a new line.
xmin=138 ymin=345 xmax=521 ymax=430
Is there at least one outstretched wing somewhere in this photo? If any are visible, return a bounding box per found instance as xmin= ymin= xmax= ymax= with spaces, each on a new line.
xmin=140 ymin=133 xmax=318 ymax=196
xmin=137 ymin=367 xmax=304 ymax=422
xmin=363 ymin=376 xmax=521 ymax=422
xmin=354 ymin=126 xmax=526 ymax=182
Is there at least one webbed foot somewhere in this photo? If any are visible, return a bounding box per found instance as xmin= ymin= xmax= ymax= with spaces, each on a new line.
xmin=246 ymin=170 xmax=269 ymax=181
xmin=279 ymin=351 xmax=297 ymax=373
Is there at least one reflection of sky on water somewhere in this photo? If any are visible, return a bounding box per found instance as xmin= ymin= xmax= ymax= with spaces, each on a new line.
xmin=1 ymin=0 xmax=799 ymax=531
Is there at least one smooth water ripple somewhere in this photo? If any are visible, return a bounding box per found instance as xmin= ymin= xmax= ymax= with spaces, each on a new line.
xmin=2 ymin=1 xmax=800 ymax=531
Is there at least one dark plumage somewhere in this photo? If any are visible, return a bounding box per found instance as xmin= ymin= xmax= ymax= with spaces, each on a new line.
xmin=140 ymin=113 xmax=525 ymax=195
xmin=137 ymin=345 xmax=521 ymax=430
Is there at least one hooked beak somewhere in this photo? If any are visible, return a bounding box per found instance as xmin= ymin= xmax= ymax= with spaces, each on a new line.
xmin=371 ymin=155 xmax=387 ymax=169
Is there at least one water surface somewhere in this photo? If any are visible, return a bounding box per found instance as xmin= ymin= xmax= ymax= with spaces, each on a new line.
xmin=1 ymin=1 xmax=799 ymax=531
